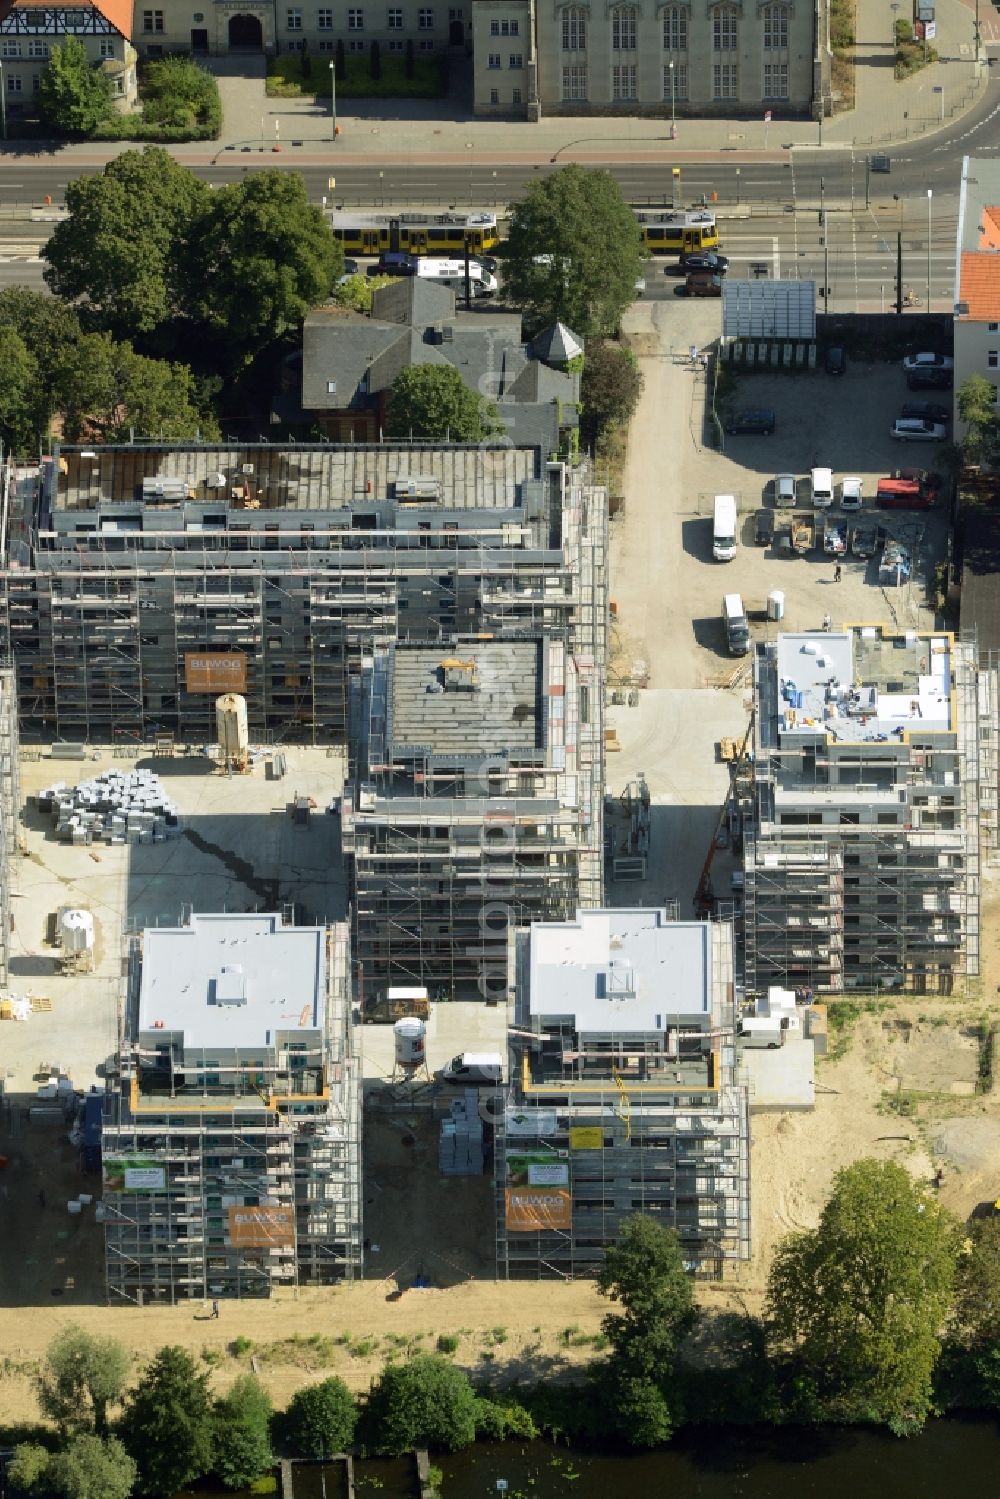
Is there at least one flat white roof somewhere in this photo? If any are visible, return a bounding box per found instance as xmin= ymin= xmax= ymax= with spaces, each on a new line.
xmin=775 ymin=629 xmax=953 ymax=742
xmin=528 ymin=909 xmax=712 ymax=1032
xmin=138 ymin=913 xmax=325 ymax=1051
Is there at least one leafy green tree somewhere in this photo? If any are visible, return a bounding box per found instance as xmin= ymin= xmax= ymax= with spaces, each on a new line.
xmin=36 ymin=1326 xmax=130 ymax=1437
xmin=44 ymin=1435 xmax=135 ymax=1499
xmin=955 ymin=1215 xmax=1000 ymax=1347
xmin=119 ymin=1346 xmax=214 ymax=1496
xmin=766 ymin=1158 xmax=959 ymax=1432
xmin=472 ymin=1397 xmax=537 ymax=1441
xmin=580 ymin=341 xmax=644 ymax=447
xmin=43 ymin=148 xmax=207 ymax=336
xmin=333 ymin=272 xmax=395 ymax=313
xmin=38 ymin=38 xmax=114 ymax=136
xmin=362 ymin=1355 xmax=477 ymax=1455
xmin=7 ymin=1444 xmax=51 ymax=1492
xmin=0 ymin=327 xmax=45 ymax=457
xmin=503 ymin=166 xmax=645 ymax=337
xmin=141 ymin=57 xmax=221 ymax=132
xmin=213 ymin=1374 xmax=273 ymax=1490
xmin=183 ymin=172 xmax=342 ymax=358
xmin=598 ymin=1214 xmax=697 ymax=1383
xmin=957 ymin=373 xmax=1000 ymax=466
xmin=283 ymin=1376 xmax=357 ymax=1458
xmin=387 ymin=365 xmax=502 ymax=442
xmin=51 ymin=333 xmax=217 ymax=444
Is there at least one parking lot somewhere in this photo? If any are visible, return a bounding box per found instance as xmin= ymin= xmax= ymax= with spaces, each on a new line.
xmin=604 ymin=292 xmax=948 ymax=913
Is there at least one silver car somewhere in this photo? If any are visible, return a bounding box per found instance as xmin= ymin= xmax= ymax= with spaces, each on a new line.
xmin=890 ymin=418 xmax=946 ymax=442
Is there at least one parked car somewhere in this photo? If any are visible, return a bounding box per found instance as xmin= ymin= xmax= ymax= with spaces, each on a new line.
xmin=900 ymin=401 xmax=950 ymax=424
xmin=890 ymin=417 xmax=947 ymax=442
xmin=774 ymin=473 xmax=796 ymax=507
xmin=754 ymin=508 xmax=775 ymax=546
xmin=824 ymin=346 xmax=847 ymax=376
xmin=683 ymin=272 xmax=723 ymax=297
xmin=907 ymin=366 xmax=953 ymax=391
xmin=680 ymin=251 xmax=730 ymax=274
xmin=902 ymin=352 xmax=954 ymax=373
xmin=840 ymin=476 xmax=864 ymax=510
xmin=725 ymin=408 xmax=776 ymax=435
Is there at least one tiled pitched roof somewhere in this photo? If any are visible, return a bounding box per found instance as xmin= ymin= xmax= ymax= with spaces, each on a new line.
xmin=958 ymin=250 xmax=1000 ymax=321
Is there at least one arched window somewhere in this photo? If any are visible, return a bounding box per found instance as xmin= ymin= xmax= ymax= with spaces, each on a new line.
xmin=561 ymin=5 xmax=587 ymax=48
xmin=662 ymin=6 xmax=687 ymax=49
xmin=611 ymin=4 xmax=637 ymax=50
xmin=711 ymin=4 xmax=738 ymax=49
xmin=762 ymin=3 xmax=788 ymax=49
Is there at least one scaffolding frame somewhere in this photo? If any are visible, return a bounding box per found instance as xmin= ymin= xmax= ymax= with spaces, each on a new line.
xmin=496 ymin=919 xmax=750 ymax=1279
xmin=745 ymin=632 xmax=982 ymax=995
xmin=102 ymin=921 xmax=362 ymax=1305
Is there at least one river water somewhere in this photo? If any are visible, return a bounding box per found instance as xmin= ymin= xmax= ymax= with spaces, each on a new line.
xmin=179 ymin=1417 xmax=1000 ymax=1499
xmin=429 ymin=1418 xmax=1000 ymax=1498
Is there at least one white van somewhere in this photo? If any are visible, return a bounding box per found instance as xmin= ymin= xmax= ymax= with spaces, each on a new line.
xmin=738 ymin=1017 xmax=784 ymax=1049
xmin=722 ymin=593 xmax=750 ymax=655
xmin=436 ymin=1052 xmax=504 ymax=1085
xmin=712 ymin=494 xmax=738 ymax=562
xmin=810 ymin=467 xmax=834 ymax=508
xmin=809 ymin=467 xmax=833 ymax=509
xmin=414 ymin=258 xmax=498 ymax=297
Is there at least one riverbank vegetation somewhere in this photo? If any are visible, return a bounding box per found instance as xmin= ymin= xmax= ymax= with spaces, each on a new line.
xmin=8 ymin=1159 xmax=1000 ymax=1494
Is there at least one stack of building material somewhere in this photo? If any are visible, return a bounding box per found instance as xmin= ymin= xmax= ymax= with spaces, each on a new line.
xmin=438 ymin=1089 xmax=484 ymax=1176
xmin=39 ymin=769 xmax=182 ymax=846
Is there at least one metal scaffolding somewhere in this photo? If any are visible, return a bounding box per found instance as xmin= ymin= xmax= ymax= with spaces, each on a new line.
xmin=102 ymin=920 xmax=362 ymax=1305
xmin=745 ymin=629 xmax=983 ymax=995
xmin=496 ymin=916 xmax=750 ymax=1280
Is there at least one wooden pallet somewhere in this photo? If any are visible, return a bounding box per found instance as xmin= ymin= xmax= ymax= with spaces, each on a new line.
xmin=31 ymin=997 xmax=53 ymax=1012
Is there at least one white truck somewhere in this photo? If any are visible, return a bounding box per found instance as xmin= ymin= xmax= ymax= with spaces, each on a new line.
xmin=738 ymin=1016 xmax=785 ymax=1049
xmin=810 ymin=467 xmax=834 ymax=508
xmin=414 ymin=258 xmax=498 ymax=296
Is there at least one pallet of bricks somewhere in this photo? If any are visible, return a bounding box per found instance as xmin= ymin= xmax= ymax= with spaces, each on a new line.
xmin=38 ymin=770 xmax=183 ymax=847
xmin=438 ymin=1089 xmax=484 ymax=1176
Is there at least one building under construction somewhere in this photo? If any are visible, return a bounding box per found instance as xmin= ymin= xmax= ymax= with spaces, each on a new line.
xmin=744 ymin=626 xmax=985 ymax=995
xmin=2 ymin=442 xmax=604 ymax=747
xmin=495 ymin=908 xmax=750 ymax=1279
xmin=342 ymin=633 xmax=604 ymax=1000
xmin=0 ymin=662 xmax=18 ymax=990
xmin=101 ymin=913 xmax=362 ymax=1304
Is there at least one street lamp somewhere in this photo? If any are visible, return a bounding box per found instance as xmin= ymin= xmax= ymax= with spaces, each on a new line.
xmin=329 ymin=61 xmax=337 ymax=141
xmin=926 ymin=188 xmax=932 ymax=312
xmin=668 ymin=59 xmax=676 ymax=139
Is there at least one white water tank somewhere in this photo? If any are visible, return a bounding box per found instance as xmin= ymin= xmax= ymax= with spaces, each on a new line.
xmin=59 ymin=908 xmax=95 ymax=955
xmin=767 ymin=589 xmax=785 ymax=621
xmin=394 ymin=1016 xmax=426 ymax=1071
xmin=216 ymin=693 xmax=249 ymax=762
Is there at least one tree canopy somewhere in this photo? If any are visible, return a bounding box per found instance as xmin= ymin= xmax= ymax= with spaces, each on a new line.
xmin=955 ymin=1215 xmax=1000 ymax=1348
xmin=386 ymin=365 xmax=502 ymax=443
xmin=212 ymin=1374 xmax=273 ymax=1490
xmin=0 ymin=328 xmax=45 ymax=458
xmin=51 ymin=333 xmax=217 ymax=443
xmin=38 ymin=38 xmax=114 ymax=136
xmin=44 ymin=148 xmax=207 ymax=336
xmin=580 ymin=340 xmax=644 ymax=447
xmin=502 ymin=166 xmax=645 ymax=337
xmin=181 ymin=172 xmax=342 ymax=357
xmin=36 ymin=1326 xmax=130 ymax=1437
xmin=956 ymin=374 xmax=1000 ymax=467
xmin=118 ymin=1346 xmax=214 ymax=1497
xmin=11 ymin=1435 xmax=135 ymax=1499
xmin=766 ymin=1158 xmax=958 ymax=1431
xmin=362 ymin=1354 xmax=478 ymax=1455
xmin=283 ymin=1376 xmax=357 ymax=1458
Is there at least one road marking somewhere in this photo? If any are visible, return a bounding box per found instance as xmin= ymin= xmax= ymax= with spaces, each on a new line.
xmin=772 ymin=235 xmax=781 ymax=278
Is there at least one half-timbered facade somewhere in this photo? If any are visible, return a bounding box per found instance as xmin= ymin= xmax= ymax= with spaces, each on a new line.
xmin=0 ymin=0 xmax=137 ymax=110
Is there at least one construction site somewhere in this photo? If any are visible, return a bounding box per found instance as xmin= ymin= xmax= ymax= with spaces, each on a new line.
xmin=343 ymin=635 xmax=604 ymax=999
xmin=496 ymin=909 xmax=750 ymax=1279
xmin=102 ymin=913 xmax=361 ymax=1304
xmin=742 ymin=625 xmax=993 ymax=995
xmin=1 ymin=443 xmax=604 ymax=749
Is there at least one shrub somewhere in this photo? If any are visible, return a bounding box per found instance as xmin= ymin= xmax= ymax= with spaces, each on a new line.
xmin=436 ymin=1334 xmax=459 ymax=1355
xmin=361 ymin=1355 xmax=477 ymax=1455
xmin=283 ymin=1377 xmax=356 ymax=1458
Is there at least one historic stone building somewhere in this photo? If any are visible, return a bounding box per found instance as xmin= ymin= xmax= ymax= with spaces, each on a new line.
xmin=471 ymin=0 xmax=821 ymax=118
xmin=0 ymin=0 xmax=137 ymax=110
xmin=139 ymin=0 xmax=469 ymax=62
